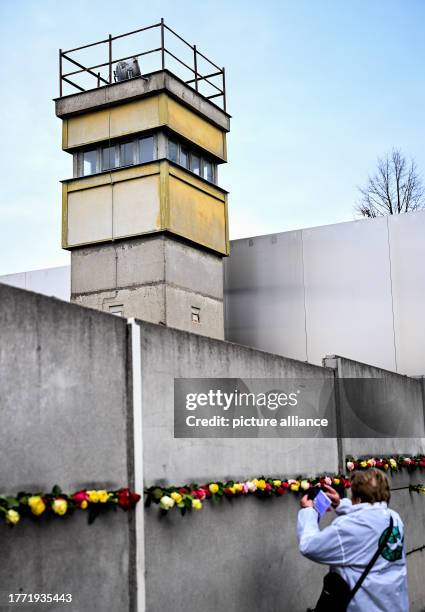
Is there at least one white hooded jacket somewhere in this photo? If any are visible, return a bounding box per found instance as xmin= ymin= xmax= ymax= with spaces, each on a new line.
xmin=297 ymin=499 xmax=408 ymax=612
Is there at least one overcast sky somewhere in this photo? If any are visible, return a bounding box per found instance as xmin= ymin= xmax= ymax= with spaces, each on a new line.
xmin=1 ymin=0 xmax=425 ymax=275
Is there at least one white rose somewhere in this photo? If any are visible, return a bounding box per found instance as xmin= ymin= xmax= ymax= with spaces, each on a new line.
xmin=159 ymin=495 xmax=175 ymax=511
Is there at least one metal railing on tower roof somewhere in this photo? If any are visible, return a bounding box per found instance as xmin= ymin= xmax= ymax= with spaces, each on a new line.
xmin=58 ymin=18 xmax=227 ymax=111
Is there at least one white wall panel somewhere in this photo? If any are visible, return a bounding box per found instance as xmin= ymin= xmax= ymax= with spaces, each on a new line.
xmin=0 ymin=266 xmax=70 ymax=302
xmin=302 ymin=218 xmax=396 ymax=370
xmin=224 ymin=231 xmax=307 ymax=362
xmin=388 ymin=210 xmax=425 ymax=375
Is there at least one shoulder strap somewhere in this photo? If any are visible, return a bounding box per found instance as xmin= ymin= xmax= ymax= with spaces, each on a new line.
xmin=348 ymin=515 xmax=394 ymax=604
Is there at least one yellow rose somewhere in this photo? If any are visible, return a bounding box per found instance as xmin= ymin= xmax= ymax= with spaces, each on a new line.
xmin=209 ymin=483 xmax=219 ymax=494
xmin=97 ymin=490 xmax=110 ymax=503
xmin=6 ymin=509 xmax=20 ymax=525
xmin=234 ymin=483 xmax=243 ymax=493
xmin=360 ymin=461 xmax=367 ymax=468
xmin=389 ymin=459 xmax=397 ymax=469
xmin=87 ymin=490 xmax=99 ymax=503
xmin=81 ymin=500 xmax=88 ymax=510
xmin=257 ymin=479 xmax=267 ymax=491
xmin=272 ymin=480 xmax=282 ymax=488
xmin=28 ymin=495 xmax=46 ymax=516
xmin=300 ymin=480 xmax=310 ymax=491
xmin=290 ymin=481 xmax=300 ymax=492
xmin=333 ymin=478 xmax=340 ymax=485
xmin=171 ymin=492 xmax=183 ymax=504
xmin=52 ymin=498 xmax=68 ymax=516
xmin=192 ymin=499 xmax=202 ymax=510
xmin=384 ymin=464 xmax=389 ymax=470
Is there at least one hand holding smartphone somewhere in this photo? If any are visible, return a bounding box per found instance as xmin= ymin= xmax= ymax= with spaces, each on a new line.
xmin=306 ymin=486 xmax=332 ymax=518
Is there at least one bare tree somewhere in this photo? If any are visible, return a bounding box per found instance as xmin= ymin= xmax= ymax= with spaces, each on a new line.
xmin=356 ymin=149 xmax=425 ymax=218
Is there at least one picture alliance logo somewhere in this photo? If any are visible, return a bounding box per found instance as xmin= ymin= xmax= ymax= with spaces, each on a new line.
xmin=185 ymin=389 xmax=301 ymax=411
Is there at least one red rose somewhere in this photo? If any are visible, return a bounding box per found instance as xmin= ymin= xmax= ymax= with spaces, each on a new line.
xmin=280 ymin=482 xmax=289 ymax=490
xmin=276 ymin=487 xmax=286 ymax=496
xmin=117 ymin=488 xmax=141 ymax=510
xmin=179 ymin=487 xmax=189 ymax=495
xmin=265 ymin=483 xmax=272 ymax=492
xmin=200 ymin=485 xmax=211 ymax=499
xmin=72 ymin=490 xmax=89 ymax=507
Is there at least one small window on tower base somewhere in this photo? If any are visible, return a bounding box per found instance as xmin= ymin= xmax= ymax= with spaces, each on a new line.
xmin=109 ymin=304 xmax=124 ymax=317
xmin=191 ymin=306 xmax=200 ymax=323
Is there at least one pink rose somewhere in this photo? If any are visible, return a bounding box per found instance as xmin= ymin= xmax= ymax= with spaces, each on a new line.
xmin=191 ymin=489 xmax=206 ymax=501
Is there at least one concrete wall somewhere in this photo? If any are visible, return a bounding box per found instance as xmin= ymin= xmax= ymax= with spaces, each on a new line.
xmin=1 ymin=284 xmax=425 ymax=611
xmin=224 ymin=210 xmax=425 ymax=377
xmin=139 ymin=321 xmax=338 ymax=612
xmin=139 ymin=323 xmax=425 ymax=612
xmin=0 ymin=284 xmax=133 ymax=612
xmin=326 ymin=355 xmax=425 ymax=610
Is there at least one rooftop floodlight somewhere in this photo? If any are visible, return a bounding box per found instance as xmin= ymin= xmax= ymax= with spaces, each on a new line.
xmin=114 ymin=58 xmax=145 ymax=82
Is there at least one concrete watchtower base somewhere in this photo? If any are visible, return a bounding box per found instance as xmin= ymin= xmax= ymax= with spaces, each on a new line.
xmin=71 ymin=234 xmax=224 ymax=339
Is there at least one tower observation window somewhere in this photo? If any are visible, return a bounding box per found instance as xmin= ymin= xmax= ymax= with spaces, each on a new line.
xmin=139 ymin=136 xmax=154 ymax=163
xmin=119 ymin=142 xmax=134 ymax=167
xmin=102 ymin=146 xmax=116 ymax=171
xmin=168 ymin=140 xmax=179 ymax=163
xmin=83 ymin=150 xmax=97 ymax=175
xmin=166 ymin=136 xmax=217 ymax=184
xmin=75 ymin=134 xmax=157 ymax=178
xmin=73 ymin=133 xmax=216 ymax=184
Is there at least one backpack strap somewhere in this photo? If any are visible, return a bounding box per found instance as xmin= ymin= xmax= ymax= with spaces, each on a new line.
xmin=348 ymin=515 xmax=394 ymax=604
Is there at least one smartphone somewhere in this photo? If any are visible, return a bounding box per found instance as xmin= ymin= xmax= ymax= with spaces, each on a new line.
xmin=313 ymin=490 xmax=331 ymax=518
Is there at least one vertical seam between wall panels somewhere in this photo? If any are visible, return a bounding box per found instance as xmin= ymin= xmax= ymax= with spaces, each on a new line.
xmin=336 ymin=358 xmax=344 ymax=474
xmin=129 ymin=319 xmax=146 ymax=612
xmin=101 ymin=111 xmax=118 ymax=311
xmin=386 ymin=217 xmax=398 ymax=372
xmin=163 ymin=237 xmax=167 ymax=326
xmin=300 ymin=230 xmax=309 ymax=363
xmin=109 ymin=110 xmax=115 ymax=247
xmin=126 ymin=324 xmax=136 ymax=612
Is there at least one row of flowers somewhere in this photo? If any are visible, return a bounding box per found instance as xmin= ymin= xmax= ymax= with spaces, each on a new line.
xmin=145 ymin=454 xmax=425 ymax=515
xmin=3 ymin=455 xmax=424 ymax=524
xmin=0 ymin=486 xmax=140 ymax=527
xmin=346 ymin=455 xmax=425 ymax=472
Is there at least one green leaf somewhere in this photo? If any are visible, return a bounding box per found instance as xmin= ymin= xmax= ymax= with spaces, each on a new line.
xmin=5 ymin=497 xmax=19 ymax=509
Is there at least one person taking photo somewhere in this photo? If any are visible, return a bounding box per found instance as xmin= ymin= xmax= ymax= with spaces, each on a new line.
xmin=297 ymin=468 xmax=408 ymax=611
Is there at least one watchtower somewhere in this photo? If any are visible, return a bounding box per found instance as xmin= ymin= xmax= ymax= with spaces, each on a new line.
xmin=55 ymin=20 xmax=229 ymax=339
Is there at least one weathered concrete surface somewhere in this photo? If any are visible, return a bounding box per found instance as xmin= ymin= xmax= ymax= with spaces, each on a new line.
xmin=325 ymin=356 xmax=425 ymax=459
xmin=55 ymin=69 xmax=230 ymax=132
xmin=0 ymin=284 xmax=133 ymax=612
xmin=138 ymin=321 xmax=339 ymax=483
xmin=2 ymin=285 xmax=425 ymax=611
xmin=138 ymin=321 xmax=339 ymax=612
xmin=72 ymin=235 xmax=224 ymax=339
xmin=145 ymin=494 xmax=328 ymax=612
